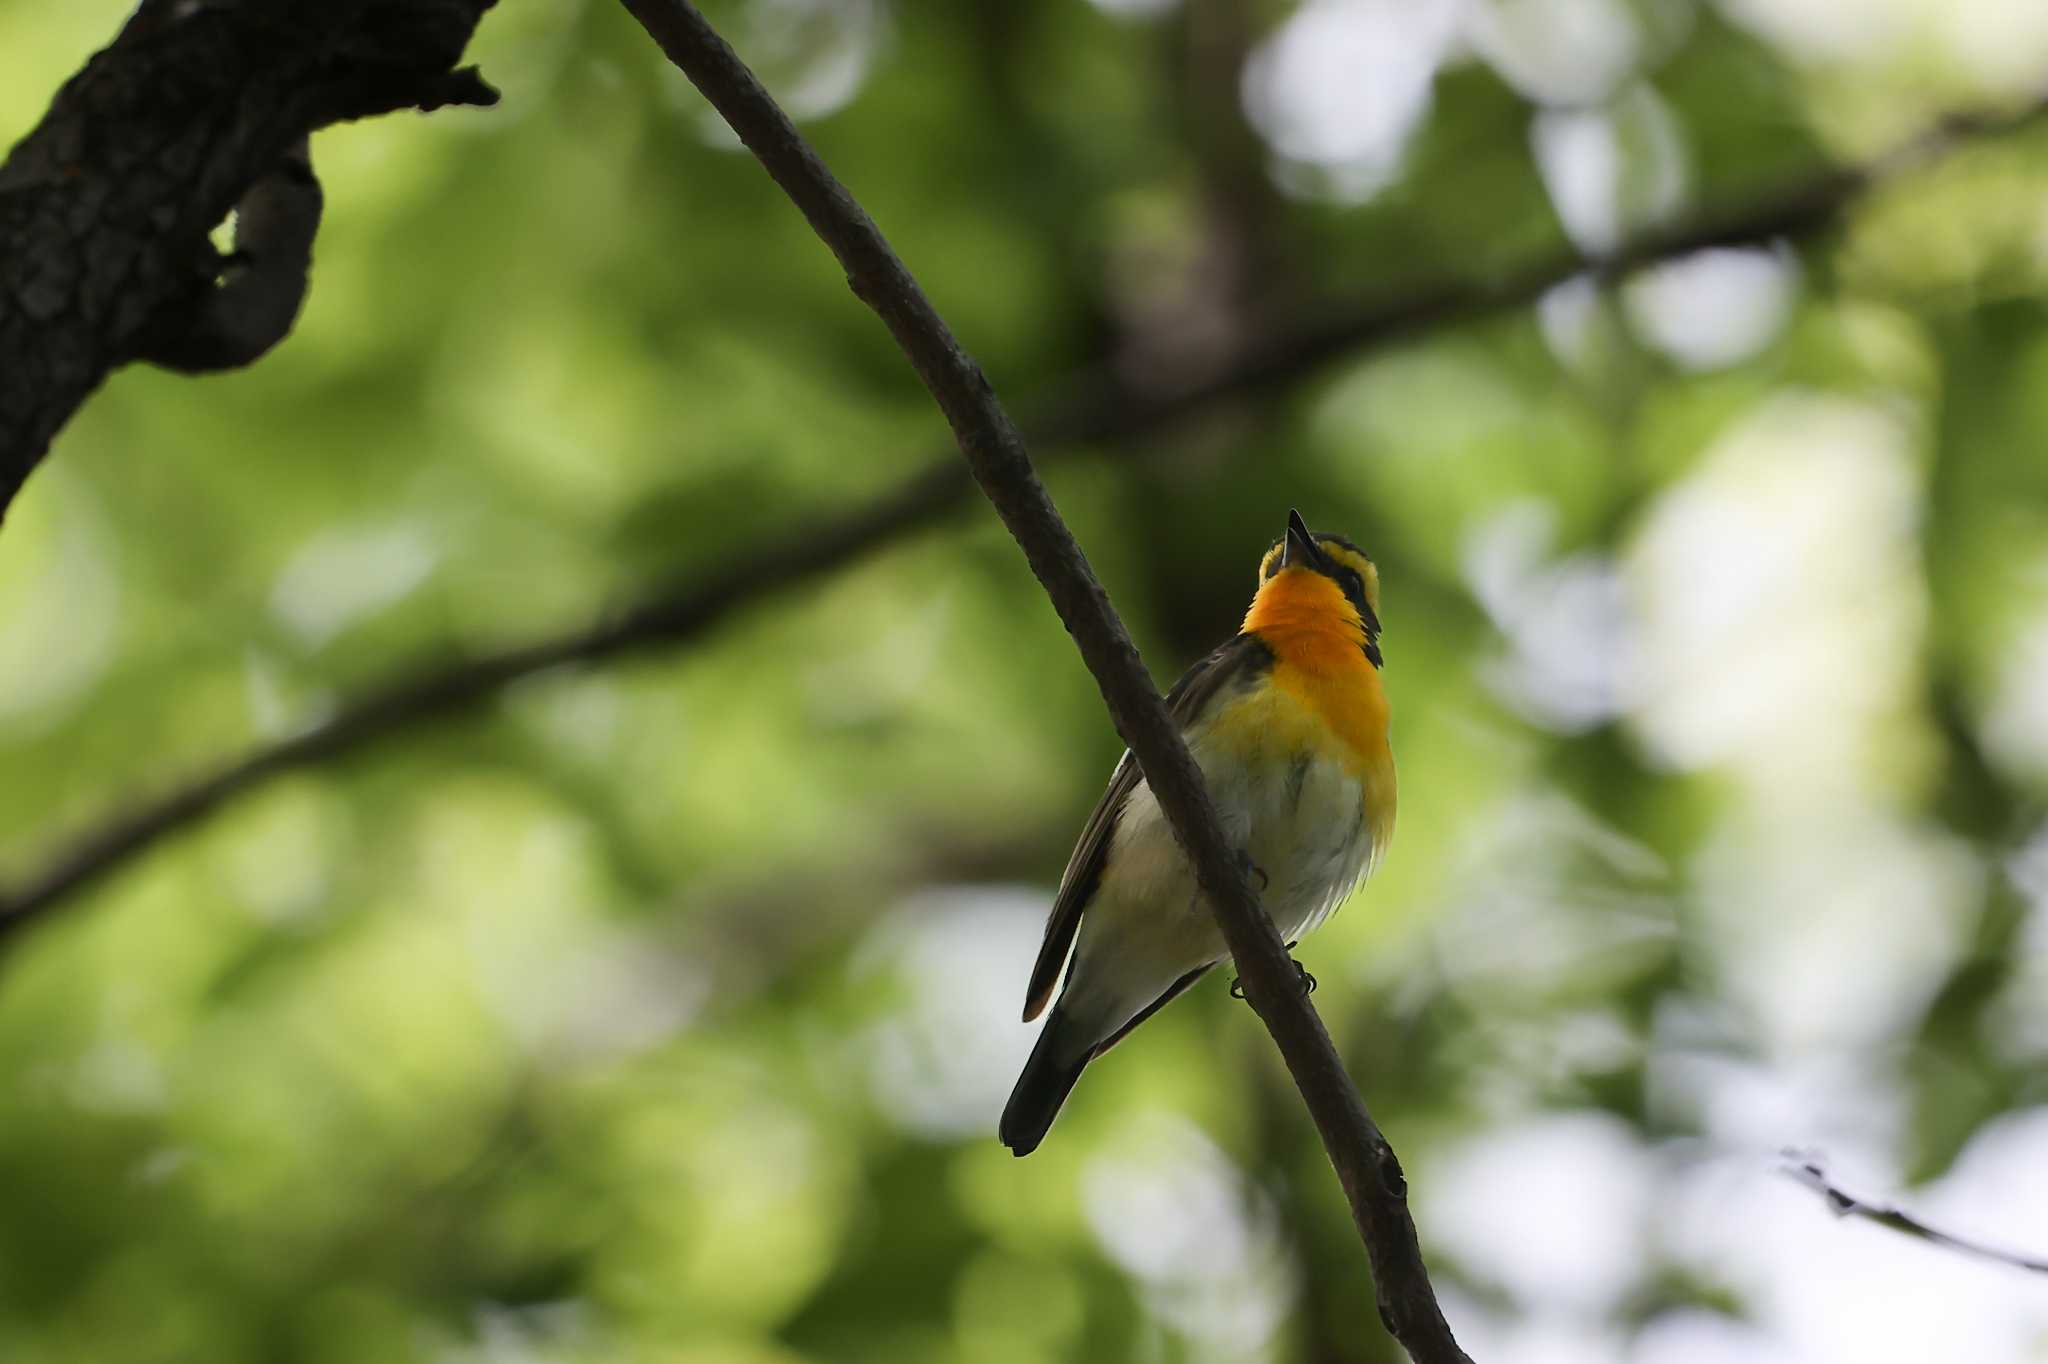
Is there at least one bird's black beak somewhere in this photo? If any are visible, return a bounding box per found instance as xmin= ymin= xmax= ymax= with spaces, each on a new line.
xmin=1280 ymin=508 xmax=1320 ymax=570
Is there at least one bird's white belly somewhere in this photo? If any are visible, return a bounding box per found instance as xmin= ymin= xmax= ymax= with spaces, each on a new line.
xmin=1061 ymin=740 xmax=1375 ymax=1035
xmin=1247 ymin=755 xmax=1374 ymax=942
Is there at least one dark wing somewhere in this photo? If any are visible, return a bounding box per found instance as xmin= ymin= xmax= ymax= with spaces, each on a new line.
xmin=1020 ymin=632 xmax=1275 ymax=1020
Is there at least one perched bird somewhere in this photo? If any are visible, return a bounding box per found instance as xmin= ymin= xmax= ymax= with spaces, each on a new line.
xmin=1001 ymin=510 xmax=1395 ymax=1156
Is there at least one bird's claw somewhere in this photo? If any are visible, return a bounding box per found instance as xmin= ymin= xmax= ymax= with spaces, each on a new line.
xmin=1236 ymin=850 xmax=1269 ymax=893
xmin=1229 ymin=958 xmax=1316 ymax=1000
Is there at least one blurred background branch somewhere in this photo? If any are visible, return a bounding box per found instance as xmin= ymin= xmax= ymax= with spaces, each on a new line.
xmin=1785 ymin=1155 xmax=2048 ymax=1274
xmin=4 ymin=88 xmax=2042 ymax=939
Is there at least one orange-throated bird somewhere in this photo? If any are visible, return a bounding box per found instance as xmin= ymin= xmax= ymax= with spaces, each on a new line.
xmin=1001 ymin=510 xmax=1394 ymax=1156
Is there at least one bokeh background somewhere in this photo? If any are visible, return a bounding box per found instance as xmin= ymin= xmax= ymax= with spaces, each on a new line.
xmin=5 ymin=0 xmax=2048 ymax=1360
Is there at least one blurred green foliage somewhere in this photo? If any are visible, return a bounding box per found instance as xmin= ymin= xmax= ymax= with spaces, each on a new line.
xmin=5 ymin=1 xmax=2048 ymax=1362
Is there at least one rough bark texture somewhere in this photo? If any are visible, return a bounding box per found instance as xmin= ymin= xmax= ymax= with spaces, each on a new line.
xmin=0 ymin=0 xmax=497 ymax=520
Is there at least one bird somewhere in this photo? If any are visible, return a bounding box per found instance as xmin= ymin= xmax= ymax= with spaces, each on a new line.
xmin=1000 ymin=509 xmax=1394 ymax=1156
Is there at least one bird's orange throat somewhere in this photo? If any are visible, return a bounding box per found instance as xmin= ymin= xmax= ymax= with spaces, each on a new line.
xmin=1241 ymin=569 xmax=1375 ymax=676
xmin=1240 ymin=568 xmax=1391 ymax=778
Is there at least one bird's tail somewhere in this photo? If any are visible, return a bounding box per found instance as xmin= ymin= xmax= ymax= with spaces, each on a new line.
xmin=1000 ymin=1006 xmax=1093 ymax=1157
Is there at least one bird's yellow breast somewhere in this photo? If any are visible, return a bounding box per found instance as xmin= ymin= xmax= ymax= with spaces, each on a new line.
xmin=1230 ymin=566 xmax=1397 ymax=844
xmin=1183 ymin=644 xmax=1394 ymax=930
xmin=1056 ymin=562 xmax=1396 ymax=1033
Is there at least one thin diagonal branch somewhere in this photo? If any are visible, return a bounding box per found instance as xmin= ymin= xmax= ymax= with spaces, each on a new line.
xmin=619 ymin=1 xmax=1471 ymax=1359
xmin=3 ymin=89 xmax=2040 ymax=939
xmin=1785 ymin=1154 xmax=2048 ymax=1275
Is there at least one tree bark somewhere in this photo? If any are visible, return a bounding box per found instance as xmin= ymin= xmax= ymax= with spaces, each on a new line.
xmin=0 ymin=0 xmax=497 ymax=522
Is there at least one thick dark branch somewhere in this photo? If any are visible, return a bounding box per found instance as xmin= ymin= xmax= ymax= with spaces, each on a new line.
xmin=618 ymin=1 xmax=1471 ymax=1358
xmin=139 ymin=137 xmax=323 ymax=373
xmin=1786 ymin=1155 xmax=2048 ymax=1275
xmin=0 ymin=0 xmax=498 ymax=519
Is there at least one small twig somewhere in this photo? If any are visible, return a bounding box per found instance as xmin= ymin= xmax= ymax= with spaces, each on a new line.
xmin=1784 ymin=1153 xmax=2048 ymax=1275
xmin=317 ymin=64 xmax=500 ymax=124
xmin=620 ymin=1 xmax=1471 ymax=1359
xmin=3 ymin=90 xmax=2041 ymax=945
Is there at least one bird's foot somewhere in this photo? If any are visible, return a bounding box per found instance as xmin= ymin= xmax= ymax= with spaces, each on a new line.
xmin=1281 ymin=942 xmax=1315 ymax=993
xmin=1228 ymin=958 xmax=1316 ymax=999
xmin=1236 ymin=849 xmax=1269 ymax=893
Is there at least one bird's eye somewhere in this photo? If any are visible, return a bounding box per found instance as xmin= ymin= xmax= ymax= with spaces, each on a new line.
xmin=1335 ymin=567 xmax=1375 ymax=628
